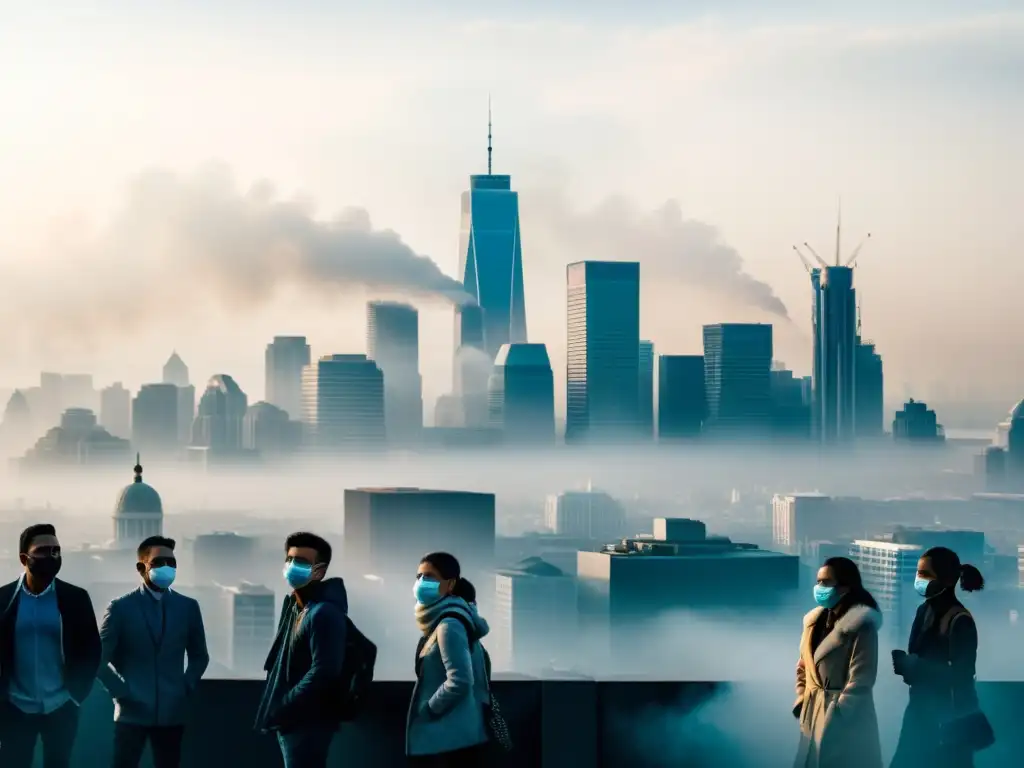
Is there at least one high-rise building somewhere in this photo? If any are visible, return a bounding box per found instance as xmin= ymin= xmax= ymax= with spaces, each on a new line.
xmin=265 ymin=336 xmax=311 ymax=420
xmin=855 ymin=336 xmax=884 ymax=437
xmin=492 ymin=558 xmax=578 ymax=673
xmin=702 ymin=323 xmax=773 ymax=437
xmin=544 ymin=489 xmax=627 ymax=541
xmin=242 ymin=402 xmax=300 ymax=455
xmin=812 ymin=265 xmax=857 ymax=442
xmin=657 ymin=355 xmax=704 ymax=439
xmin=193 ymin=532 xmax=258 ymax=586
xmin=771 ymin=364 xmax=812 ymax=439
xmin=99 ymin=382 xmax=132 ymax=439
xmin=454 ymin=113 xmax=527 ymax=362
xmin=131 ymin=383 xmax=179 ymax=455
xmin=301 ymin=354 xmax=384 ymax=451
xmin=487 ymin=343 xmax=554 ymax=444
xmin=638 ymin=340 xmax=655 ymax=440
xmin=892 ymin=399 xmax=944 ymax=442
xmin=191 ymin=374 xmax=248 ymax=452
xmin=162 ymin=352 xmax=189 ymax=388
xmin=222 ymin=583 xmax=276 ymax=678
xmin=565 ymin=261 xmax=641 ymax=443
xmin=850 ymin=539 xmax=921 ymax=644
xmin=367 ymin=302 xmax=422 ymax=443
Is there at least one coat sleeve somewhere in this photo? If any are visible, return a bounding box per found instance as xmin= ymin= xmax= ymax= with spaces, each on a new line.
xmin=96 ymin=601 xmax=133 ymax=700
xmin=793 ymin=628 xmax=807 ymax=716
xmin=836 ymin=623 xmax=878 ymax=716
xmin=184 ymin=599 xmax=210 ymax=691
xmin=948 ymin=613 xmax=980 ymax=715
xmin=272 ymin=603 xmax=346 ymax=727
xmin=426 ymin=618 xmax=474 ymax=717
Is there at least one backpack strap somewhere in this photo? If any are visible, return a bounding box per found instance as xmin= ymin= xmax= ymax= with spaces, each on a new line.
xmin=415 ymin=610 xmax=479 ymax=678
xmin=939 ymin=605 xmax=972 ymax=649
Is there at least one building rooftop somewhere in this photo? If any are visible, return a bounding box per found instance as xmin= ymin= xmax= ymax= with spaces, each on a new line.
xmin=351 ymin=487 xmax=491 ymax=496
xmin=498 ymin=556 xmax=567 ymax=577
xmin=852 ymin=539 xmax=923 ymax=552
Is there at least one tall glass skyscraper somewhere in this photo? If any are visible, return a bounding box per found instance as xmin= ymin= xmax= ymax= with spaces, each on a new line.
xmin=812 ymin=266 xmax=857 ymax=442
xmin=367 ymin=301 xmax=423 ymax=444
xmin=565 ymin=261 xmax=641 ymax=443
xmin=455 ymin=118 xmax=527 ymax=362
xmin=702 ymin=323 xmax=773 ymax=437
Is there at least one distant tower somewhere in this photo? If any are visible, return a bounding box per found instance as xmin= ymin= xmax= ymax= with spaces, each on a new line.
xmin=162 ymin=352 xmax=189 ymax=387
xmin=702 ymin=324 xmax=773 ymax=437
xmin=301 ymin=354 xmax=385 ymax=452
xmin=192 ymin=375 xmax=248 ymax=451
xmin=638 ymin=341 xmax=655 ymax=440
xmin=132 ymin=383 xmax=180 ymax=455
xmin=113 ymin=454 xmax=163 ymax=547
xmin=487 ymin=343 xmax=555 ymax=444
xmin=455 ymin=103 xmax=528 ymax=362
xmin=367 ymin=302 xmax=423 ymax=443
xmin=99 ymin=382 xmax=132 ymax=439
xmin=796 ymin=207 xmax=871 ymax=443
xmin=265 ymin=336 xmax=311 ymax=420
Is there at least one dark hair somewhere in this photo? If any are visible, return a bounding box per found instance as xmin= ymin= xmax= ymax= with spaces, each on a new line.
xmin=420 ymin=551 xmax=461 ymax=581
xmin=452 ymin=577 xmax=476 ymax=604
xmin=922 ymin=546 xmax=985 ymax=593
xmin=823 ymin=556 xmax=879 ymax=611
xmin=285 ymin=531 xmax=333 ymax=566
xmin=20 ymin=524 xmax=56 ymax=555
xmin=137 ymin=536 xmax=176 ymax=560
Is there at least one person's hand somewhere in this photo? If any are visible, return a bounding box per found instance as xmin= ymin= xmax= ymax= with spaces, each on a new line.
xmin=891 ymin=650 xmax=907 ymax=675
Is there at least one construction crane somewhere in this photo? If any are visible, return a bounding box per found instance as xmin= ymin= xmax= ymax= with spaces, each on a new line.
xmin=844 ymin=233 xmax=872 ymax=267
xmin=792 ymin=245 xmax=817 ymax=274
xmin=802 ymin=200 xmax=871 ymax=269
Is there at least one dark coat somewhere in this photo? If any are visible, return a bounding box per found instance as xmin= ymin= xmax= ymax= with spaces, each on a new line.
xmin=255 ymin=577 xmax=348 ymax=732
xmin=890 ymin=595 xmax=979 ymax=768
xmin=0 ymin=577 xmax=101 ymax=706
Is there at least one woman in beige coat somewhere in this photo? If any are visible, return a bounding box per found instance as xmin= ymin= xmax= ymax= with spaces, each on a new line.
xmin=793 ymin=556 xmax=884 ymax=768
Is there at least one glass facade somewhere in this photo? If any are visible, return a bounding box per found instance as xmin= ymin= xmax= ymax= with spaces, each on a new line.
xmin=813 ymin=266 xmax=857 ymax=442
xmin=702 ymin=324 xmax=773 ymax=436
xmin=658 ymin=354 xmax=705 ymax=439
xmin=456 ymin=174 xmax=528 ymax=362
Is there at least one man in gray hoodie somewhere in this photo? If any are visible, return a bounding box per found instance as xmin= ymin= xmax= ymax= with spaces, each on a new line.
xmin=255 ymin=532 xmax=347 ymax=768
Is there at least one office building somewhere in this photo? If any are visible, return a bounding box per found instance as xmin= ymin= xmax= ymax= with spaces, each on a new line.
xmin=855 ymin=337 xmax=885 ymax=437
xmin=99 ymin=382 xmax=132 ymax=439
xmin=487 ymin=343 xmax=555 ymax=444
xmin=242 ymin=402 xmax=300 ymax=455
xmin=885 ymin=526 xmax=985 ymax=567
xmin=160 ymin=352 xmax=194 ymax=444
xmin=851 ymin=539 xmax=922 ymax=644
xmin=367 ymin=301 xmax=423 ymax=443
xmin=302 ymin=355 xmax=385 ymax=451
xmin=222 ymin=583 xmax=276 ymax=678
xmin=565 ymin=261 xmax=641 ymax=443
xmin=455 ymin=115 xmax=527 ymax=362
xmin=191 ymin=374 xmax=248 ymax=452
xmin=702 ymin=324 xmax=773 ymax=437
xmin=893 ymin=399 xmax=944 ymax=442
xmin=577 ymin=518 xmax=798 ymax=668
xmin=492 ymin=558 xmax=578 ymax=673
xmin=657 ymin=355 xmax=704 ymax=439
xmin=544 ymin=489 xmax=627 ymax=542
xmin=132 ymin=383 xmax=180 ymax=455
xmin=193 ymin=532 xmax=259 ymax=586
xmin=812 ymin=265 xmax=857 ymax=443
xmin=265 ymin=336 xmax=311 ymax=420
xmin=19 ymin=408 xmax=131 ymax=468
xmin=638 ymin=340 xmax=655 ymax=440
xmin=772 ymin=494 xmax=833 ymax=552
xmin=162 ymin=352 xmax=190 ymax=388
xmin=342 ymin=488 xmax=495 ymax=584
xmin=771 ymin=365 xmax=812 ymax=439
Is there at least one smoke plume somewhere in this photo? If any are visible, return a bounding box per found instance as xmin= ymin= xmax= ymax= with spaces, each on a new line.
xmin=0 ymin=165 xmax=471 ymax=346
xmin=524 ymin=192 xmax=790 ymax=319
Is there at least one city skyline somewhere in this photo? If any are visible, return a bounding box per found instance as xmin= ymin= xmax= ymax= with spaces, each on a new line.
xmin=1 ymin=3 xmax=1021 ymax=412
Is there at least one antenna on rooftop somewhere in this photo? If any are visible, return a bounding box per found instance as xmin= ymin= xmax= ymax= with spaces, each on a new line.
xmin=801 ymin=200 xmax=871 ymax=270
xmin=487 ymin=94 xmax=493 ymax=175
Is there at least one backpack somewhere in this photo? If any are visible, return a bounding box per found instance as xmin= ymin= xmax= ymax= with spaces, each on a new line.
xmin=337 ymin=616 xmax=377 ymax=721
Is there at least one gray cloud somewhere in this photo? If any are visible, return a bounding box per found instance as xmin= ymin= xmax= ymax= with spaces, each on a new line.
xmin=0 ymin=165 xmax=471 ymax=347
xmin=524 ymin=192 xmax=790 ymax=319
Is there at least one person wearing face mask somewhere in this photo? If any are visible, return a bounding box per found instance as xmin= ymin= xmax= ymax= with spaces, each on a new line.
xmin=407 ymin=552 xmax=491 ymax=768
xmin=97 ymin=536 xmax=209 ymax=768
xmin=793 ymin=556 xmax=883 ymax=768
xmin=255 ymin=531 xmax=348 ymax=768
xmin=890 ymin=547 xmax=989 ymax=768
xmin=0 ymin=523 xmax=101 ymax=768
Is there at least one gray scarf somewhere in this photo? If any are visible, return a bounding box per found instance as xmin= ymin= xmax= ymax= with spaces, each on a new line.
xmin=415 ymin=595 xmax=472 ymax=635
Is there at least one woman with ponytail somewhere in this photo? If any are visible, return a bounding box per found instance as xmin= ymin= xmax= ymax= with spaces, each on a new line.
xmin=890 ymin=547 xmax=991 ymax=767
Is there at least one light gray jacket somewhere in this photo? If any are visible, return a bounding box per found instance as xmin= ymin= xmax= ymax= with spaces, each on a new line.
xmin=97 ymin=586 xmax=209 ymax=726
xmin=406 ymin=601 xmax=490 ymax=757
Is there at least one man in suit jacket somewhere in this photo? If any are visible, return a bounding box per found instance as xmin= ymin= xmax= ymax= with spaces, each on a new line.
xmin=0 ymin=523 xmax=101 ymax=768
xmin=97 ymin=536 xmax=209 ymax=768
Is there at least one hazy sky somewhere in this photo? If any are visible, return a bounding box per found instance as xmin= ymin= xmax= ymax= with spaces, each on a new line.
xmin=1 ymin=1 xmax=1022 ymax=413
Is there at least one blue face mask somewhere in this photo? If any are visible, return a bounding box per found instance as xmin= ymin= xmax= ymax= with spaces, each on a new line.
xmin=914 ymin=577 xmax=933 ymax=598
xmin=149 ymin=565 xmax=176 ymax=590
xmin=414 ymin=577 xmax=442 ymax=606
xmin=284 ymin=562 xmax=315 ymax=590
xmin=813 ymin=584 xmax=840 ymax=609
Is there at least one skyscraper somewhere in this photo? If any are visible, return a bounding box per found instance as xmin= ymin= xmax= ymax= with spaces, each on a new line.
xmin=657 ymin=355 xmax=705 ymax=439
xmin=162 ymin=352 xmax=189 ymax=388
xmin=265 ymin=336 xmax=311 ymax=420
xmin=487 ymin=343 xmax=555 ymax=444
xmin=191 ymin=374 xmax=248 ymax=451
xmin=702 ymin=323 xmax=773 ymax=436
xmin=161 ymin=352 xmax=194 ymax=446
xmin=455 ymin=108 xmax=527 ymax=361
xmin=565 ymin=261 xmax=641 ymax=443
xmin=638 ymin=340 xmax=655 ymax=440
xmin=100 ymin=382 xmax=132 ymax=439
xmin=131 ymin=383 xmax=179 ymax=455
xmin=301 ymin=354 xmax=384 ymax=451
xmin=367 ymin=301 xmax=422 ymax=443
xmin=855 ymin=334 xmax=884 ymax=437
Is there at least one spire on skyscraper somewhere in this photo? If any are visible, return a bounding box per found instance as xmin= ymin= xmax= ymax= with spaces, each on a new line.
xmin=487 ymin=95 xmax=493 ymax=175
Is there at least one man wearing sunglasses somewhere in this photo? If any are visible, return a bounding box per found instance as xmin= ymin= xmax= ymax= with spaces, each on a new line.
xmin=97 ymin=535 xmax=209 ymax=768
xmin=0 ymin=523 xmax=101 ymax=768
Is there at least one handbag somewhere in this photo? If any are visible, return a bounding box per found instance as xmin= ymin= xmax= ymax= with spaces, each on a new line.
xmin=480 ymin=648 xmax=513 ymax=752
xmin=940 ymin=711 xmax=995 ymax=752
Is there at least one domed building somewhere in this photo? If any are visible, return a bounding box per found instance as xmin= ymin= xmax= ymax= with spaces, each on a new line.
xmin=113 ymin=454 xmax=163 ymax=547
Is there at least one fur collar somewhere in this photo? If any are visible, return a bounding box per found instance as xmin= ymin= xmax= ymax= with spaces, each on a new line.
xmin=805 ymin=603 xmax=883 ymax=663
